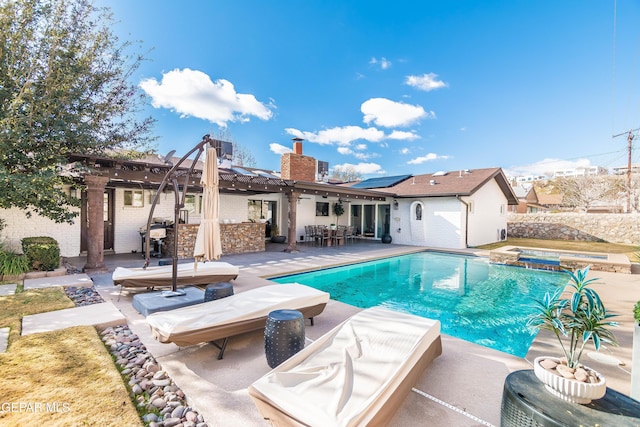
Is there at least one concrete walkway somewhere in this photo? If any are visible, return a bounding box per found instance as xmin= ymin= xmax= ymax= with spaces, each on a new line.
xmin=21 ymin=302 xmax=126 ymax=335
xmin=0 ymin=283 xmax=17 ymax=296
xmin=23 ymin=273 xmax=93 ymax=290
xmin=0 ymin=273 xmax=125 ymax=353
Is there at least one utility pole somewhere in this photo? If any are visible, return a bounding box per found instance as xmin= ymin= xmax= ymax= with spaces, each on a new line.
xmin=613 ymin=128 xmax=639 ymax=213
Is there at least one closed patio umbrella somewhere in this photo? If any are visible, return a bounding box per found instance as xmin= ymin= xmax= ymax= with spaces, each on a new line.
xmin=194 ymin=146 xmax=222 ymax=264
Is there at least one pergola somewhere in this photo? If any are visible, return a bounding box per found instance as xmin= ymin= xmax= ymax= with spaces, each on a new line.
xmin=68 ymin=142 xmax=388 ymax=270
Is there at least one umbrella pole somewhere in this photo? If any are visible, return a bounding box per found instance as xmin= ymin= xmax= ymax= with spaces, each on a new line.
xmin=170 ymin=178 xmax=181 ymax=294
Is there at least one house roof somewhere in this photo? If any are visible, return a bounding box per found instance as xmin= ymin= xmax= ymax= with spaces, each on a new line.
xmin=66 ymin=152 xmax=389 ymax=201
xmin=537 ymin=193 xmax=563 ymax=206
xmin=348 ymin=168 xmax=519 ymax=205
xmin=67 ymin=152 xmax=516 ymax=204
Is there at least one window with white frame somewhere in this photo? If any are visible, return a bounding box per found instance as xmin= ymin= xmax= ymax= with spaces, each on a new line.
xmin=124 ymin=190 xmax=144 ymax=207
xmin=184 ymin=194 xmax=199 ymax=213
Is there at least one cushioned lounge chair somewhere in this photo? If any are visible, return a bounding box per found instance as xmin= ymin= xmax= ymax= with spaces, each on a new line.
xmin=248 ymin=307 xmax=442 ymax=426
xmin=146 ymin=283 xmax=330 ymax=359
xmin=112 ymin=261 xmax=239 ymax=289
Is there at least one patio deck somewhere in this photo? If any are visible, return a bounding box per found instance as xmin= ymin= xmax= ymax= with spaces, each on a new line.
xmin=73 ymin=240 xmax=640 ymax=427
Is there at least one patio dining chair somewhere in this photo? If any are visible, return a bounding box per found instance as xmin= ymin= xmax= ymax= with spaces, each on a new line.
xmin=344 ymin=225 xmax=355 ymax=244
xmin=304 ymin=225 xmax=317 ymax=244
xmin=318 ymin=226 xmax=330 ymax=246
xmin=332 ymin=225 xmax=346 ymax=246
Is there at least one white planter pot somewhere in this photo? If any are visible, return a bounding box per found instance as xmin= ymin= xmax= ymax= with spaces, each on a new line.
xmin=632 ymin=323 xmax=640 ymax=400
xmin=533 ymin=356 xmax=606 ymax=404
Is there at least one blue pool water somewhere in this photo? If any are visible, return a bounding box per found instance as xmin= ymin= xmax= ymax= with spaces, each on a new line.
xmin=272 ymin=251 xmax=569 ymax=357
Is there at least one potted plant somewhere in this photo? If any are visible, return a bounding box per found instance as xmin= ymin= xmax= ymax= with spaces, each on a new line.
xmin=333 ymin=202 xmax=344 ymax=225
xmin=270 ymin=224 xmax=286 ymax=244
xmin=527 ymin=266 xmax=618 ymax=404
xmin=632 ymin=300 xmax=640 ymax=400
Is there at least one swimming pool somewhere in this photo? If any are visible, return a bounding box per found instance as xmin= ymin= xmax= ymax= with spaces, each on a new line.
xmin=272 ymin=251 xmax=569 ymax=357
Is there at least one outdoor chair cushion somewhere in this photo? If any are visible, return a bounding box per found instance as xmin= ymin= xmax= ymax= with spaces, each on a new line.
xmin=146 ymin=283 xmax=330 ymax=347
xmin=112 ymin=261 xmax=239 ymax=288
xmin=248 ymin=306 xmax=442 ymax=427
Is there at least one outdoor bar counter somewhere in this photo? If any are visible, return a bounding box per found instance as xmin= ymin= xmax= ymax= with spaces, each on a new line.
xmin=164 ymin=222 xmax=266 ymax=258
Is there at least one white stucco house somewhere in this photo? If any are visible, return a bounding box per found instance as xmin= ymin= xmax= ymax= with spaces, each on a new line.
xmin=0 ymin=139 xmax=517 ymax=260
xmin=345 ymin=168 xmax=518 ymax=249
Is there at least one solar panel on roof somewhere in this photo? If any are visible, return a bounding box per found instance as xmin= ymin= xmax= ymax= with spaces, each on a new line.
xmin=256 ymin=171 xmax=279 ymax=178
xmin=231 ymin=167 xmax=257 ymax=176
xmin=350 ymin=174 xmax=412 ymax=189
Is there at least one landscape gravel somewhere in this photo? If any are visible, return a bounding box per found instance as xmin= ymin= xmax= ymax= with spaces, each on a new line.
xmin=64 ymin=285 xmax=208 ymax=427
xmin=101 ymin=324 xmax=209 ymax=427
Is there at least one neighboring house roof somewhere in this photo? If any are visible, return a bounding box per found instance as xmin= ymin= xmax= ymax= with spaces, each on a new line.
xmin=349 ymin=168 xmax=519 ymax=205
xmin=537 ymin=193 xmax=563 ymax=206
xmin=512 ymin=186 xmax=530 ymax=198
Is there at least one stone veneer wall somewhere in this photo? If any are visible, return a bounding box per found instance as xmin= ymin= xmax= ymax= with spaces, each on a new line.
xmin=219 ymin=222 xmax=265 ymax=255
xmin=507 ymin=213 xmax=640 ymax=245
xmin=165 ymin=222 xmax=266 ymax=259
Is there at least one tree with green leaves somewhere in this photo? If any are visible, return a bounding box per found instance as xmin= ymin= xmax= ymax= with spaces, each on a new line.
xmin=0 ymin=0 xmax=155 ymax=223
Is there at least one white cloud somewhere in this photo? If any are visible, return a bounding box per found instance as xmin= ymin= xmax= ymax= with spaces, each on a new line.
xmin=337 ymin=146 xmax=376 ymax=160
xmin=361 ymin=98 xmax=433 ymax=128
xmin=506 ymin=158 xmax=593 ymax=177
xmin=369 ymin=57 xmax=391 ymax=70
xmin=405 ymin=73 xmax=448 ymax=92
xmin=400 ymin=148 xmax=410 ymax=154
xmin=139 ymin=68 xmax=273 ymax=127
xmin=355 ymin=143 xmax=367 ymax=150
xmin=407 ymin=153 xmax=449 ymax=164
xmin=387 ymin=130 xmax=420 ymax=140
xmin=285 ymin=126 xmax=385 ymax=145
xmin=333 ymin=162 xmax=385 ymax=175
xmin=269 ymin=143 xmax=291 ymax=155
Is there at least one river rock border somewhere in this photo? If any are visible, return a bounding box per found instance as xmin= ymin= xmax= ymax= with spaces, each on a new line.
xmin=100 ymin=325 xmax=208 ymax=427
xmin=64 ymin=285 xmax=208 ymax=427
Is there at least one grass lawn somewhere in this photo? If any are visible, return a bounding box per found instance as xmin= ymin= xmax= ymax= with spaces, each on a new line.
xmin=0 ymin=287 xmax=142 ymax=426
xmin=475 ymin=237 xmax=638 ymax=261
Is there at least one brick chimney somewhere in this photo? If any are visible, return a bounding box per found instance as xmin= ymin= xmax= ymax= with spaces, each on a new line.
xmin=281 ymin=138 xmax=317 ymax=181
xmin=293 ymin=137 xmax=303 ymax=155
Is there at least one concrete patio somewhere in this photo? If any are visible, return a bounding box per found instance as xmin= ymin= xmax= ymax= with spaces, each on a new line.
xmin=66 ymin=241 xmax=640 ymax=426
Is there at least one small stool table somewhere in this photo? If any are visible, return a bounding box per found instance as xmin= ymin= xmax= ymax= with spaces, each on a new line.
xmin=204 ymin=282 xmax=234 ymax=302
xmin=501 ymin=370 xmax=640 ymax=427
xmin=264 ymin=309 xmax=305 ymax=368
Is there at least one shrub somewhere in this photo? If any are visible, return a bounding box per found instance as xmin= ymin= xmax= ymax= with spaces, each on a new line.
xmin=0 ymin=250 xmax=30 ymax=277
xmin=21 ymin=237 xmax=60 ymax=271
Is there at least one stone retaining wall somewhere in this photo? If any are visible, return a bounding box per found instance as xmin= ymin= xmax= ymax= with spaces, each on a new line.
xmin=507 ymin=213 xmax=640 ymax=245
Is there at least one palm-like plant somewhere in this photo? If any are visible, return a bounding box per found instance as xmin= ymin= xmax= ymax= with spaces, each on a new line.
xmin=527 ymin=266 xmax=618 ymax=369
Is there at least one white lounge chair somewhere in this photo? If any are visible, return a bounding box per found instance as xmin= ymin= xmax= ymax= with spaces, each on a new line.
xmin=112 ymin=261 xmax=239 ymax=289
xmin=146 ymin=283 xmax=330 ymax=359
xmin=248 ymin=307 xmax=442 ymax=426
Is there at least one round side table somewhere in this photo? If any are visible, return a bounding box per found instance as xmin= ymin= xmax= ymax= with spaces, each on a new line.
xmin=501 ymin=370 xmax=640 ymax=427
xmin=204 ymin=282 xmax=234 ymax=302
xmin=265 ymin=309 xmax=305 ymax=368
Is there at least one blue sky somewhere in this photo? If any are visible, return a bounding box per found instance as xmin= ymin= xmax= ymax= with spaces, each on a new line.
xmin=104 ymin=0 xmax=640 ymax=179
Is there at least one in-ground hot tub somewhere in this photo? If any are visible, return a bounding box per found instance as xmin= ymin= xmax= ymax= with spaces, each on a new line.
xmin=489 ymin=246 xmax=631 ymax=274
